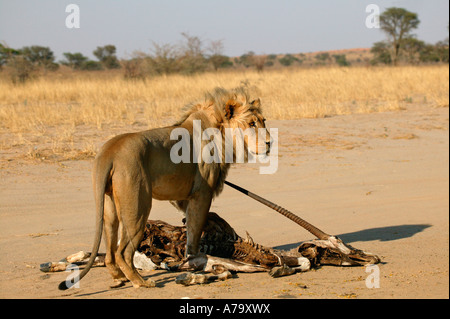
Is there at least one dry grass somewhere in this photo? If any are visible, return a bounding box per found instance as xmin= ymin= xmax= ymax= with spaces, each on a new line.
xmin=1 ymin=65 xmax=448 ymax=131
xmin=0 ymin=65 xmax=448 ymax=162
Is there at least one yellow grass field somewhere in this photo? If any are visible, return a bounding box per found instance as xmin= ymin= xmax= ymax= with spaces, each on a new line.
xmin=1 ymin=65 xmax=448 ymax=130
xmin=0 ymin=65 xmax=448 ymax=161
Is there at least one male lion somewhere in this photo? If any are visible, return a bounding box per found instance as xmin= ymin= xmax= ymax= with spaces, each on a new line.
xmin=59 ymin=87 xmax=271 ymax=290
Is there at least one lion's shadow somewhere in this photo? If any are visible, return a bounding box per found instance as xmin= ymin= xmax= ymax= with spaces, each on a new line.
xmin=275 ymin=224 xmax=431 ymax=251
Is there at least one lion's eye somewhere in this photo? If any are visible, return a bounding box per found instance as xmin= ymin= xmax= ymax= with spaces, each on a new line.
xmin=249 ymin=122 xmax=256 ymax=127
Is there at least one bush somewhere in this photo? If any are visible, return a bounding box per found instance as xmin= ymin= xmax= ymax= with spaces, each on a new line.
xmin=420 ymin=41 xmax=449 ymax=63
xmin=279 ymin=54 xmax=299 ymax=66
xmin=61 ymin=52 xmax=88 ymax=70
xmin=122 ymin=58 xmax=147 ymax=80
xmin=315 ymin=52 xmax=330 ymax=62
xmin=333 ymin=54 xmax=350 ymax=66
xmin=370 ymin=41 xmax=392 ymax=65
xmin=252 ymin=55 xmax=267 ymax=72
xmin=148 ymin=43 xmax=181 ymax=75
xmin=209 ymin=54 xmax=233 ymax=70
xmin=7 ymin=55 xmax=35 ymax=83
xmin=177 ymin=33 xmax=208 ymax=74
xmin=0 ymin=44 xmax=20 ymax=70
xmin=82 ymin=60 xmax=103 ymax=71
xmin=237 ymin=51 xmax=255 ymax=68
xmin=21 ymin=45 xmax=58 ymax=71
xmin=93 ymin=45 xmax=121 ymax=69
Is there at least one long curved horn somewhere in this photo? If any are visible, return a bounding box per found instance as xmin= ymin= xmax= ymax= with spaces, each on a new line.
xmin=224 ymin=180 xmax=330 ymax=240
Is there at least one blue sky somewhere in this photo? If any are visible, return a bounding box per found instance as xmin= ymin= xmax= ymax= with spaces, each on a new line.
xmin=0 ymin=0 xmax=448 ymax=60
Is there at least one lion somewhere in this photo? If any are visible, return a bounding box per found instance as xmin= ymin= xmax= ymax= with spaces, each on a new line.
xmin=58 ymin=87 xmax=271 ymax=290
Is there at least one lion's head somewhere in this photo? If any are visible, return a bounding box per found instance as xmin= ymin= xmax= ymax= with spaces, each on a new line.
xmin=174 ymin=87 xmax=271 ymax=196
xmin=212 ymin=87 xmax=271 ymax=160
xmin=180 ymin=87 xmax=271 ymax=161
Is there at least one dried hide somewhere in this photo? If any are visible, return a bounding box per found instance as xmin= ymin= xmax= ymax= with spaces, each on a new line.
xmin=138 ymin=213 xmax=305 ymax=271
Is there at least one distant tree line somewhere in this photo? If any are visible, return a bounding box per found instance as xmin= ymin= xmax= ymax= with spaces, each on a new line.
xmin=0 ymin=43 xmax=122 ymax=83
xmin=1 ymin=8 xmax=448 ymax=83
xmin=0 ymin=44 xmax=61 ymax=83
xmin=61 ymin=45 xmax=121 ymax=70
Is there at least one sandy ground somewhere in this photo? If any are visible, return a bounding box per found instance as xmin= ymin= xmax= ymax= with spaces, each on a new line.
xmin=0 ymin=104 xmax=448 ymax=299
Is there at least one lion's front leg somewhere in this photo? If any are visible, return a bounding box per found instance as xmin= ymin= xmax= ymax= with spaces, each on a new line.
xmin=185 ymin=192 xmax=212 ymax=258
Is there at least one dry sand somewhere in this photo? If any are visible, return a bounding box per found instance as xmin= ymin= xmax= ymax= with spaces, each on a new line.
xmin=0 ymin=104 xmax=448 ymax=299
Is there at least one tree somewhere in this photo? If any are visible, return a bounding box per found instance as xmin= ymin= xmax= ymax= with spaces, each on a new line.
xmin=0 ymin=43 xmax=20 ymax=70
xmin=61 ymin=52 xmax=88 ymax=69
xmin=207 ymin=40 xmax=232 ymax=71
xmin=238 ymin=51 xmax=255 ymax=68
xmin=21 ymin=45 xmax=59 ymax=70
xmin=208 ymin=54 xmax=232 ymax=70
xmin=178 ymin=33 xmax=207 ymax=74
xmin=61 ymin=52 xmax=103 ymax=70
xmin=93 ymin=45 xmax=120 ymax=69
xmin=148 ymin=42 xmax=180 ymax=75
xmin=379 ymin=7 xmax=420 ymax=65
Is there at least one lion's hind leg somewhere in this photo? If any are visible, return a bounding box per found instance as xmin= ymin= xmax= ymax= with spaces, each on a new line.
xmin=116 ymin=214 xmax=155 ymax=288
xmin=103 ymin=194 xmax=128 ymax=288
xmin=113 ymin=178 xmax=155 ymax=288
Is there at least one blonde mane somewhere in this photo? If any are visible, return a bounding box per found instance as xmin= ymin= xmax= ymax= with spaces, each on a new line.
xmin=176 ymin=87 xmax=261 ymax=128
xmin=175 ymin=87 xmax=264 ymax=198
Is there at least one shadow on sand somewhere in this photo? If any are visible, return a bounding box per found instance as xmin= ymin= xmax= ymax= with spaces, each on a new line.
xmin=275 ymin=224 xmax=431 ymax=251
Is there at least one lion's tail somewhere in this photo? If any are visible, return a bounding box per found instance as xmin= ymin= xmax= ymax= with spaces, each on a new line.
xmin=58 ymin=157 xmax=112 ymax=291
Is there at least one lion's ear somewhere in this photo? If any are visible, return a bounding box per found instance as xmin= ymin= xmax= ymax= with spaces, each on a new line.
xmin=250 ymin=98 xmax=261 ymax=108
xmin=225 ymin=100 xmax=240 ymax=120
